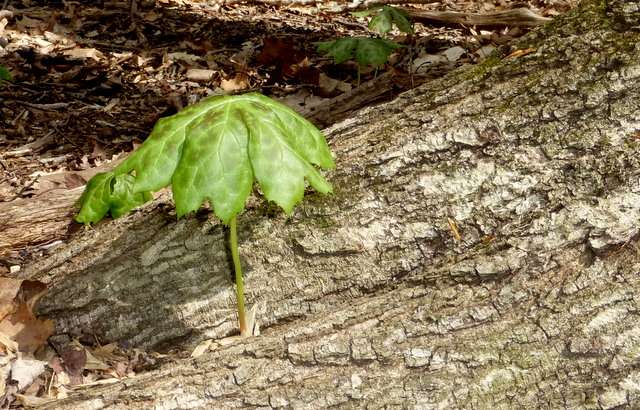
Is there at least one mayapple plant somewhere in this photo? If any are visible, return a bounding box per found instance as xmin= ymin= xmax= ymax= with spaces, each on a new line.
xmin=317 ymin=6 xmax=414 ymax=84
xmin=75 ymin=92 xmax=335 ymax=336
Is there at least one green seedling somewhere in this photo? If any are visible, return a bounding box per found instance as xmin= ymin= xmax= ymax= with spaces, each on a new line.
xmin=0 ymin=65 xmax=12 ymax=81
xmin=75 ymin=92 xmax=335 ymax=336
xmin=359 ymin=6 xmax=414 ymax=35
xmin=316 ymin=37 xmax=402 ymax=83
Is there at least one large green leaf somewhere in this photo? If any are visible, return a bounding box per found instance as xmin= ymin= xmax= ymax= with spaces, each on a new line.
xmin=76 ymin=93 xmax=334 ymax=225
xmin=316 ymin=37 xmax=402 ymax=68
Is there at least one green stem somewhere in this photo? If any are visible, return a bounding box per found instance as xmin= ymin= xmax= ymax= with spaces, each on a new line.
xmin=229 ymin=216 xmax=247 ymax=335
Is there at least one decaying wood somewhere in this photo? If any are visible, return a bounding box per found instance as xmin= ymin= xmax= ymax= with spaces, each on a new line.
xmin=0 ymin=164 xmax=117 ymax=262
xmin=16 ymin=0 xmax=640 ymax=407
xmin=404 ymin=7 xmax=552 ymax=27
xmin=0 ymin=188 xmax=79 ymax=262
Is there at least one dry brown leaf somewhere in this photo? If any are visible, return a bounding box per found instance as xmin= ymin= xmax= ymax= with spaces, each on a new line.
xmin=186 ymin=68 xmax=215 ymax=82
xmin=63 ymin=48 xmax=105 ymax=62
xmin=0 ymin=280 xmax=53 ymax=354
xmin=0 ymin=278 xmax=23 ymax=321
xmin=83 ymin=348 xmax=109 ymax=371
xmin=318 ymin=73 xmax=351 ymax=97
xmin=60 ymin=344 xmax=86 ymax=385
xmin=220 ymin=73 xmax=249 ymax=92
xmin=506 ymin=48 xmax=536 ymax=59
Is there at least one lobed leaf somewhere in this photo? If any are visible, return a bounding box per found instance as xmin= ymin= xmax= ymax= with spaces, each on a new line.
xmin=316 ymin=37 xmax=402 ymax=68
xmin=354 ymin=38 xmax=402 ymax=67
xmin=76 ymin=172 xmax=151 ymax=224
xmin=369 ymin=6 xmax=413 ymax=35
xmin=316 ymin=38 xmax=358 ymax=65
xmin=76 ymin=93 xmax=335 ymax=225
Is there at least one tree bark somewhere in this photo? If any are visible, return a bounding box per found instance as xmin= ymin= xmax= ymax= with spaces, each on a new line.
xmin=20 ymin=0 xmax=640 ymax=407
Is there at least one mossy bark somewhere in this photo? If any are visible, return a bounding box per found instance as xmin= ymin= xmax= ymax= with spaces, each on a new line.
xmin=23 ymin=0 xmax=640 ymax=407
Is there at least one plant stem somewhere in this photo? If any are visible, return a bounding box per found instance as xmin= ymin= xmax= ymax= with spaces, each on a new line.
xmin=229 ymin=216 xmax=247 ymax=336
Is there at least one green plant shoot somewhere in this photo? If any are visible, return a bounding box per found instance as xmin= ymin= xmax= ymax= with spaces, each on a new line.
xmin=316 ymin=37 xmax=402 ymax=83
xmin=368 ymin=6 xmax=414 ymax=35
xmin=352 ymin=6 xmax=414 ymax=35
xmin=0 ymin=65 xmax=12 ymax=82
xmin=75 ymin=92 xmax=335 ymax=336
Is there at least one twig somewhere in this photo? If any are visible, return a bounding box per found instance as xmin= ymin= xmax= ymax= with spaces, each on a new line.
xmin=17 ymin=101 xmax=72 ymax=111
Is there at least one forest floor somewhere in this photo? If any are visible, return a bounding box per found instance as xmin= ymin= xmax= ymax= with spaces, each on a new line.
xmin=0 ymin=0 xmax=576 ymax=406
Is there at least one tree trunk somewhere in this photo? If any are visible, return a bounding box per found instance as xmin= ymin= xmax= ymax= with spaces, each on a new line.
xmin=21 ymin=0 xmax=640 ymax=407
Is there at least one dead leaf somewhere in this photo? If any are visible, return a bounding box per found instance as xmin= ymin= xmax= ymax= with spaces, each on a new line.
xmin=506 ymin=48 xmax=536 ymax=59
xmin=83 ymin=348 xmax=109 ymax=371
xmin=0 ymin=280 xmax=53 ymax=354
xmin=318 ymin=73 xmax=351 ymax=97
xmin=443 ymin=46 xmax=467 ymax=62
xmin=190 ymin=339 xmax=213 ymax=358
xmin=63 ymin=173 xmax=87 ymax=189
xmin=168 ymin=52 xmax=203 ymax=65
xmin=186 ymin=68 xmax=215 ymax=82
xmin=220 ymin=73 xmax=249 ymax=92
xmin=143 ymin=10 xmax=160 ymax=22
xmin=257 ymin=37 xmax=303 ymax=67
xmin=412 ymin=54 xmax=447 ymax=74
xmin=60 ymin=344 xmax=86 ymax=385
xmin=63 ymin=48 xmax=105 ymax=62
xmin=0 ymin=278 xmax=23 ymax=321
xmin=10 ymin=358 xmax=46 ymax=390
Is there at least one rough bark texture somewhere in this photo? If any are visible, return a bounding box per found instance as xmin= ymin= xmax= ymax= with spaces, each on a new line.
xmin=19 ymin=0 xmax=640 ymax=408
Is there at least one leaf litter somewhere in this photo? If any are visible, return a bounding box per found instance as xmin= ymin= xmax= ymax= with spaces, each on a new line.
xmin=0 ymin=0 xmax=579 ymax=405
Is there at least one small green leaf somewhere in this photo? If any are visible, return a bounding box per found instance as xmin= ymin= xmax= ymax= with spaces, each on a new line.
xmin=386 ymin=6 xmax=414 ymax=34
xmin=316 ymin=38 xmax=358 ymax=65
xmin=316 ymin=37 xmax=402 ymax=68
xmin=363 ymin=6 xmax=413 ymax=35
xmin=76 ymin=93 xmax=335 ymax=225
xmin=369 ymin=12 xmax=392 ymax=34
xmin=0 ymin=65 xmax=12 ymax=81
xmin=354 ymin=38 xmax=402 ymax=67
